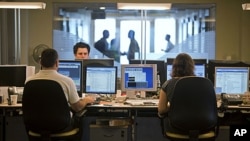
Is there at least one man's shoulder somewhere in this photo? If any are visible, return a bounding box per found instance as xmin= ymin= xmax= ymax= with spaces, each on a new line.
xmin=56 ymin=73 xmax=73 ymax=81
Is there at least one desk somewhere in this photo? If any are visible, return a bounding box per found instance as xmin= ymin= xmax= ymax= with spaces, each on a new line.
xmin=84 ymin=100 xmax=164 ymax=141
xmin=0 ymin=103 xmax=28 ymax=141
xmin=84 ymin=100 xmax=250 ymax=141
xmin=1 ymin=101 xmax=250 ymax=141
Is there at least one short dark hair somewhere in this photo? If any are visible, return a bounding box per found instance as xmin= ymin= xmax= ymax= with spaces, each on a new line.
xmin=73 ymin=42 xmax=90 ymax=55
xmin=40 ymin=48 xmax=58 ymax=68
xmin=171 ymin=53 xmax=195 ymax=77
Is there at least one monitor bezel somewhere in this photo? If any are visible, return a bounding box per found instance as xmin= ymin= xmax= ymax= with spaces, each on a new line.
xmin=0 ymin=65 xmax=27 ymax=87
xmin=214 ymin=66 xmax=250 ymax=95
xmin=75 ymin=58 xmax=114 ymax=67
xmin=207 ymin=59 xmax=247 ymax=85
xmin=121 ymin=64 xmax=158 ymax=92
xmin=75 ymin=58 xmax=115 ymax=93
xmin=58 ymin=60 xmax=83 ymax=97
xmin=84 ymin=66 xmax=118 ymax=94
xmin=166 ymin=58 xmax=207 ymax=80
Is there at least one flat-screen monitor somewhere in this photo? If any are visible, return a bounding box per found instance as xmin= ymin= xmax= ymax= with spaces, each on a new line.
xmin=0 ymin=65 xmax=34 ymax=87
xmin=129 ymin=59 xmax=166 ymax=86
xmin=166 ymin=58 xmax=207 ymax=80
xmin=121 ymin=64 xmax=157 ymax=92
xmin=85 ymin=66 xmax=117 ymax=94
xmin=58 ymin=60 xmax=83 ymax=96
xmin=207 ymin=60 xmax=248 ymax=84
xmin=214 ymin=67 xmax=249 ymax=95
xmin=76 ymin=58 xmax=114 ymax=67
xmin=76 ymin=58 xmax=114 ymax=93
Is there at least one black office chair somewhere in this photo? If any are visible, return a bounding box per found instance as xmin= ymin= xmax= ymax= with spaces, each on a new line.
xmin=161 ymin=76 xmax=219 ymax=141
xmin=22 ymin=80 xmax=81 ymax=141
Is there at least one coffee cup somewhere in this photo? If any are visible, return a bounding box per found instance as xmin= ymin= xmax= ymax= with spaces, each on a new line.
xmin=10 ymin=95 xmax=18 ymax=105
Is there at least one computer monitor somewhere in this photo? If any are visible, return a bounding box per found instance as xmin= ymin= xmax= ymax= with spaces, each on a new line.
xmin=207 ymin=60 xmax=248 ymax=84
xmin=76 ymin=58 xmax=114 ymax=93
xmin=84 ymin=66 xmax=117 ymax=94
xmin=214 ymin=67 xmax=249 ymax=95
xmin=0 ymin=65 xmax=34 ymax=87
xmin=76 ymin=58 xmax=114 ymax=67
xmin=121 ymin=64 xmax=157 ymax=92
xmin=58 ymin=60 xmax=83 ymax=97
xmin=166 ymin=58 xmax=207 ymax=80
xmin=129 ymin=59 xmax=166 ymax=86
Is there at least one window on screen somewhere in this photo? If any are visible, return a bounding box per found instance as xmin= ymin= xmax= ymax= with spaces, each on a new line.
xmin=85 ymin=66 xmax=117 ymax=94
xmin=121 ymin=64 xmax=157 ymax=92
xmin=214 ymin=67 xmax=249 ymax=95
xmin=57 ymin=60 xmax=82 ymax=96
xmin=166 ymin=64 xmax=206 ymax=80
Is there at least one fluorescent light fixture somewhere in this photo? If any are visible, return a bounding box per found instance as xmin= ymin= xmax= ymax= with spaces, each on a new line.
xmin=117 ymin=3 xmax=171 ymax=10
xmin=0 ymin=2 xmax=46 ymax=9
xmin=99 ymin=7 xmax=106 ymax=10
xmin=242 ymin=3 xmax=250 ymax=10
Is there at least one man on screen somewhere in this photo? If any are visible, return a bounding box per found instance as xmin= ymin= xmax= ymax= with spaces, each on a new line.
xmin=73 ymin=42 xmax=90 ymax=59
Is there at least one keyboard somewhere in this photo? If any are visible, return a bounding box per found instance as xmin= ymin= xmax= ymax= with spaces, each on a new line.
xmin=239 ymin=104 xmax=250 ymax=107
xmin=125 ymin=99 xmax=159 ymax=106
xmin=222 ymin=94 xmax=243 ymax=105
xmin=224 ymin=98 xmax=243 ymax=105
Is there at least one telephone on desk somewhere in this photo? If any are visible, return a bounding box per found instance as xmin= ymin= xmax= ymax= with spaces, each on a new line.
xmin=221 ymin=93 xmax=243 ymax=106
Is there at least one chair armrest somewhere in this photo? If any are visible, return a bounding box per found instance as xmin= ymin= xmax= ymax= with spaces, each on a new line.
xmin=158 ymin=112 xmax=168 ymax=119
xmin=75 ymin=109 xmax=87 ymax=117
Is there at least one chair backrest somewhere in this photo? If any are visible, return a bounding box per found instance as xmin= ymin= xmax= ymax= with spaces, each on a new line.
xmin=22 ymin=79 xmax=71 ymax=133
xmin=167 ymin=76 xmax=217 ymax=133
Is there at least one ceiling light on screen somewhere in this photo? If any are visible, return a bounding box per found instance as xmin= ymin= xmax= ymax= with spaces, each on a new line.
xmin=242 ymin=3 xmax=250 ymax=10
xmin=117 ymin=3 xmax=171 ymax=10
xmin=0 ymin=2 xmax=46 ymax=9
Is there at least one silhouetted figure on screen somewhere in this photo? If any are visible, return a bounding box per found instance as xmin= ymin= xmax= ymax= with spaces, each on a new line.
xmin=162 ymin=34 xmax=175 ymax=52
xmin=126 ymin=30 xmax=140 ymax=61
xmin=94 ymin=30 xmax=109 ymax=56
xmin=109 ymin=38 xmax=121 ymax=62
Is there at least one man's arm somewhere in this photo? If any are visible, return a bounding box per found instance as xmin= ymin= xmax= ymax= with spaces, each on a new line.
xmin=71 ymin=96 xmax=95 ymax=112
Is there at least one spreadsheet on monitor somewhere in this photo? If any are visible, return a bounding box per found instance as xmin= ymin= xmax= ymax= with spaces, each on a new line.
xmin=214 ymin=67 xmax=249 ymax=95
xmin=85 ymin=66 xmax=117 ymax=94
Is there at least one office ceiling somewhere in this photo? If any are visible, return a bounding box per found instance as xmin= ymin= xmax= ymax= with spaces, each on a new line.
xmin=59 ymin=3 xmax=215 ymax=13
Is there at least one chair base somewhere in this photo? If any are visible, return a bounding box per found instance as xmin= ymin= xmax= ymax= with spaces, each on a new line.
xmin=28 ymin=128 xmax=80 ymax=141
xmin=166 ymin=131 xmax=216 ymax=141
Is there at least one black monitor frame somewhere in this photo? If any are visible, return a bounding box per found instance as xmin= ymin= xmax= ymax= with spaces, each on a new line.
xmin=0 ymin=65 xmax=27 ymax=87
xmin=76 ymin=58 xmax=114 ymax=93
xmin=207 ymin=60 xmax=248 ymax=85
xmin=166 ymin=58 xmax=207 ymax=80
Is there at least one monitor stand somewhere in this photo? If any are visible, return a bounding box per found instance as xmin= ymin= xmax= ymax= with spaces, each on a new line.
xmin=126 ymin=91 xmax=146 ymax=99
